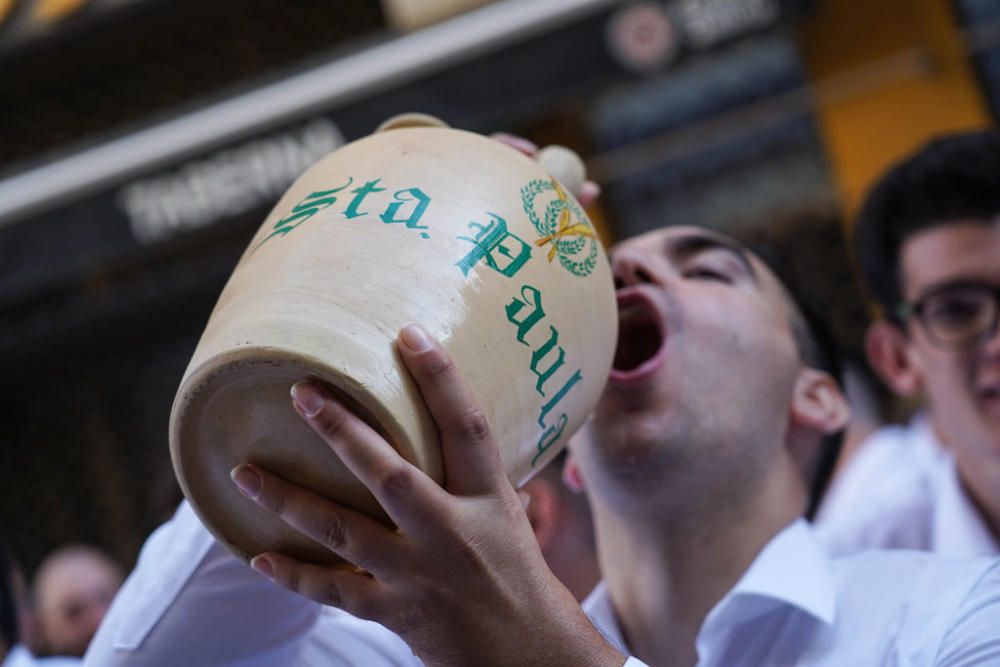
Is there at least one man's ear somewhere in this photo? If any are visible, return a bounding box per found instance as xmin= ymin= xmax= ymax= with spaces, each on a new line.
xmin=865 ymin=319 xmax=923 ymax=396
xmin=520 ymin=477 xmax=560 ymax=553
xmin=562 ymin=451 xmax=586 ymax=494
xmin=790 ymin=367 xmax=850 ymax=436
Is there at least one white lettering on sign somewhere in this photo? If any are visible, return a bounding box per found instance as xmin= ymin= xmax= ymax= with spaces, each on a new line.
xmin=677 ymin=0 xmax=779 ymax=49
xmin=119 ymin=118 xmax=344 ymax=246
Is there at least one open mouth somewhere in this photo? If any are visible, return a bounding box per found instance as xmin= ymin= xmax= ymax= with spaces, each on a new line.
xmin=610 ymin=289 xmax=668 ymax=383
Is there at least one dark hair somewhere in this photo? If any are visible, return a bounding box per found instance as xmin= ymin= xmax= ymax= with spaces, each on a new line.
xmin=735 ymin=234 xmax=844 ymax=384
xmin=0 ymin=536 xmax=19 ymax=649
xmin=854 ymin=131 xmax=1000 ymax=321
xmin=740 ymin=237 xmax=844 ymax=519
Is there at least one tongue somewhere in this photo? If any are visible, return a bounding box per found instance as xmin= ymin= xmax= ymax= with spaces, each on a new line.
xmin=613 ymin=319 xmax=662 ymax=372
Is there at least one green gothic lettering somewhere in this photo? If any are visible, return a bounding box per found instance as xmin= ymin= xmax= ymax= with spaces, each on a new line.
xmin=380 ymin=187 xmax=430 ymax=230
xmin=455 ymin=214 xmax=532 ymax=278
xmin=536 ymin=369 xmax=582 ymax=428
xmin=532 ymin=413 xmax=568 ymax=466
xmin=505 ymin=285 xmax=545 ymax=345
xmin=530 ymin=326 xmax=566 ymax=396
xmin=254 ymin=178 xmax=353 ymax=250
xmin=344 ymin=179 xmax=386 ymax=219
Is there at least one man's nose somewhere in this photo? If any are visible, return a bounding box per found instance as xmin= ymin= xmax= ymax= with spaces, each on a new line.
xmin=611 ymin=249 xmax=657 ymax=289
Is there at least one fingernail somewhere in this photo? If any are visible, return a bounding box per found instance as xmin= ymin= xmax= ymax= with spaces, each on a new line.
xmin=493 ymin=132 xmax=538 ymax=154
xmin=291 ymin=382 xmax=324 ymax=417
xmin=231 ymin=465 xmax=262 ymax=499
xmin=583 ymin=181 xmax=602 ymax=198
xmin=251 ymin=556 xmax=273 ymax=579
xmin=399 ymin=323 xmax=431 ymax=352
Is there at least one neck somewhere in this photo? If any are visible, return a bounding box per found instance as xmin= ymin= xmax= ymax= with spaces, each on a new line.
xmin=591 ymin=454 xmax=804 ymax=667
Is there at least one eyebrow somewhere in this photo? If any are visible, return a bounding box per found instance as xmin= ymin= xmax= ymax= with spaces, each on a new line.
xmin=666 ymin=233 xmax=759 ymax=284
xmin=914 ymin=278 xmax=999 ymax=301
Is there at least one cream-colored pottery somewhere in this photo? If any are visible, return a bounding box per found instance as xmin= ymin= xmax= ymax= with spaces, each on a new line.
xmin=169 ymin=115 xmax=617 ymax=564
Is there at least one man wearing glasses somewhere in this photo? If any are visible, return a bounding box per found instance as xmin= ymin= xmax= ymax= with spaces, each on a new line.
xmin=817 ymin=131 xmax=1000 ymax=559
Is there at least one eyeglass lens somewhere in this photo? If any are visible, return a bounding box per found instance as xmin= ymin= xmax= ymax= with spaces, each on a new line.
xmin=920 ymin=285 xmax=998 ymax=344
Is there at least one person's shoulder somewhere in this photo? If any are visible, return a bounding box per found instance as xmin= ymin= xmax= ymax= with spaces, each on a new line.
xmin=936 ymin=558 xmax=1000 ymax=656
xmin=830 ymin=550 xmax=999 ymax=662
xmin=832 ymin=548 xmax=994 ymax=582
xmin=825 ymin=423 xmax=934 ymax=507
xmin=830 ymin=549 xmax=995 ymax=625
xmin=814 ymin=421 xmax=942 ymax=554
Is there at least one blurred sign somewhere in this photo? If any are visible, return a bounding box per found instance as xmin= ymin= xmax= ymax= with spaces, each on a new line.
xmin=118 ymin=118 xmax=343 ymax=246
xmin=676 ymin=0 xmax=780 ymax=49
xmin=606 ymin=2 xmax=679 ymax=72
xmin=604 ymin=0 xmax=784 ymax=74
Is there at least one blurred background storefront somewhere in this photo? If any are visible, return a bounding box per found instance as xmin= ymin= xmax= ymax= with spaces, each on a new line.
xmin=0 ymin=0 xmax=995 ymax=571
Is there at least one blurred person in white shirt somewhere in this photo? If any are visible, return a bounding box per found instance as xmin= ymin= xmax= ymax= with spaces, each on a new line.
xmin=817 ymin=132 xmax=1000 ymax=558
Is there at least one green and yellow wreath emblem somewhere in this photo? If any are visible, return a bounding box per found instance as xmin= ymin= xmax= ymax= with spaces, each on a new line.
xmin=520 ymin=179 xmax=599 ymax=277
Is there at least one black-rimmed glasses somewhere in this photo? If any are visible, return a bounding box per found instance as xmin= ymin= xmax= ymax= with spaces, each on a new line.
xmin=897 ymin=282 xmax=1000 ymax=348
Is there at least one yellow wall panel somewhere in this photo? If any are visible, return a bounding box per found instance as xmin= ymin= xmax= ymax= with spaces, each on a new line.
xmin=798 ymin=0 xmax=992 ymax=218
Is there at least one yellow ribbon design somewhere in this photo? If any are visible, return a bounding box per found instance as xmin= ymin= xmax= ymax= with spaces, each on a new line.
xmin=534 ymin=180 xmax=597 ymax=262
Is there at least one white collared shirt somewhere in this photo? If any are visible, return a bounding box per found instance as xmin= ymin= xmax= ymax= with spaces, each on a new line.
xmin=2 ymin=645 xmax=80 ymax=667
xmin=583 ymin=519 xmax=1000 ymax=667
xmin=816 ymin=416 xmax=1000 ymax=558
xmin=86 ymin=502 xmax=1000 ymax=667
xmin=83 ymin=501 xmax=419 ymax=667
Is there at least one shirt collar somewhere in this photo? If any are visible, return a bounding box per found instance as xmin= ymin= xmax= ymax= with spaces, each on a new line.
xmin=582 ymin=581 xmax=629 ymax=655
xmin=699 ymin=519 xmax=836 ymax=639
xmin=932 ymin=453 xmax=1000 ymax=557
xmin=3 ymin=645 xmax=37 ymax=667
xmin=582 ymin=519 xmax=837 ymax=655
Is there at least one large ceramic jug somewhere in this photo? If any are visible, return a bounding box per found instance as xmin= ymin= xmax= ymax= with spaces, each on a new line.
xmin=170 ymin=115 xmax=617 ymax=564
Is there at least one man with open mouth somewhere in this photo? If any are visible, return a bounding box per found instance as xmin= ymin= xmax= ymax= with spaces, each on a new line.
xmin=86 ymin=224 xmax=1000 ymax=667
